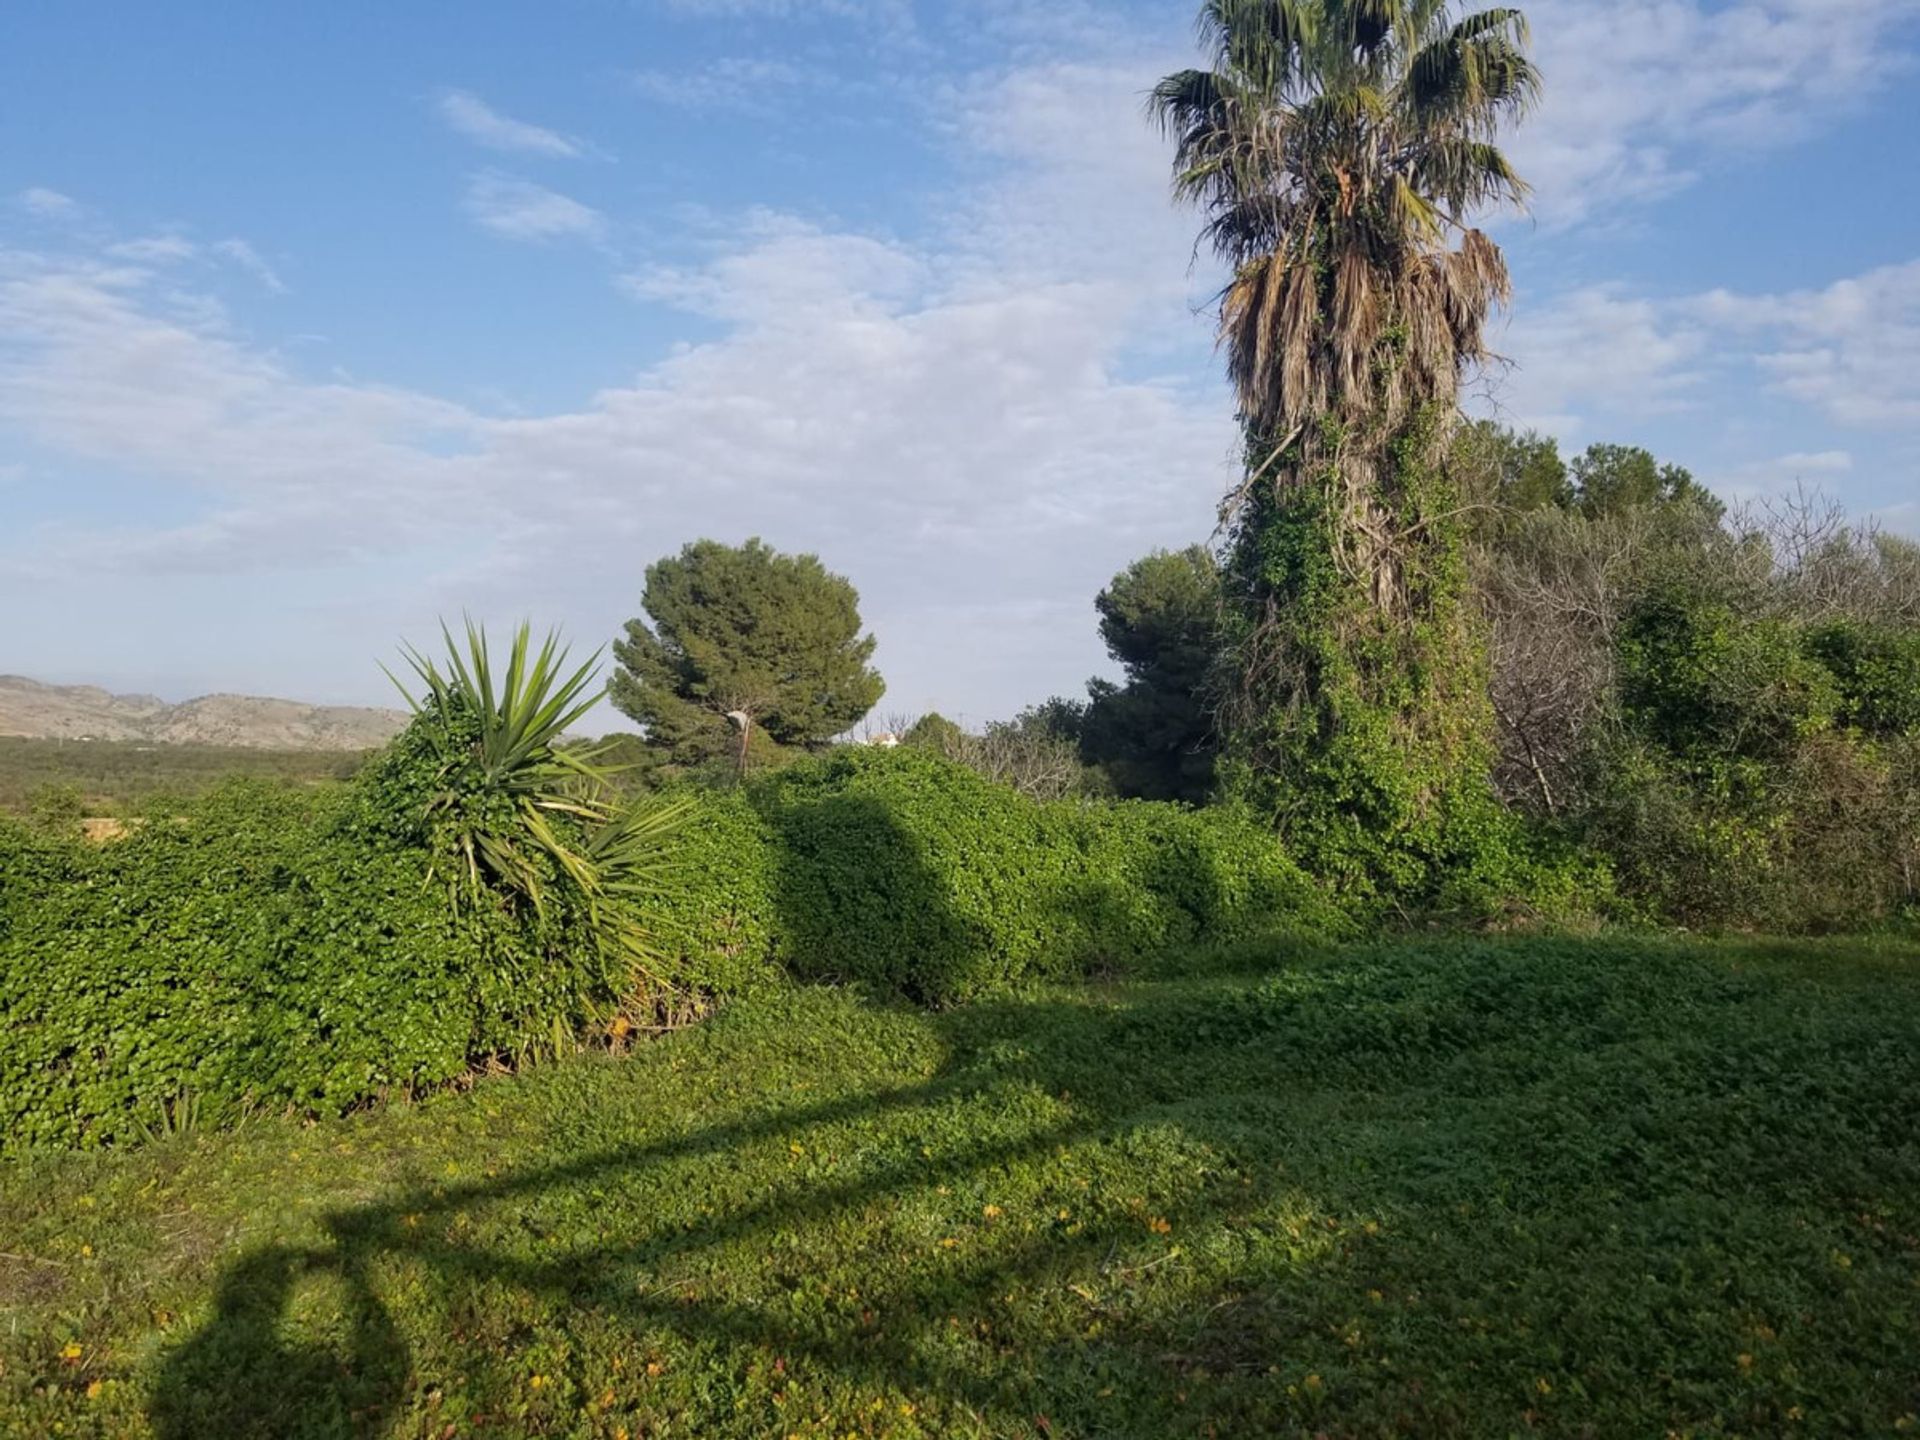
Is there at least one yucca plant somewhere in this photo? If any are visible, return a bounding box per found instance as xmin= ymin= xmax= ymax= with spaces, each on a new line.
xmin=388 ymin=620 xmax=686 ymax=968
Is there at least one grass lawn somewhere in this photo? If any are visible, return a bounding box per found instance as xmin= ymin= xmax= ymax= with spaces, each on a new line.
xmin=3 ymin=935 xmax=1918 ymax=1438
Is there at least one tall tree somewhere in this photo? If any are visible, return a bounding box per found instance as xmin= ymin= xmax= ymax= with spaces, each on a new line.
xmin=1451 ymin=418 xmax=1571 ymax=515
xmin=1152 ymin=0 xmax=1540 ymax=895
xmin=1080 ymin=546 xmax=1222 ymax=803
xmin=1570 ymin=443 xmax=1723 ymax=520
xmin=611 ymin=538 xmax=884 ymax=772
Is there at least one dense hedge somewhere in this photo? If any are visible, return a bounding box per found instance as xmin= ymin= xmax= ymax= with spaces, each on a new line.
xmin=628 ymin=785 xmax=783 ymax=1000
xmin=0 ymin=781 xmax=617 ymax=1150
xmin=0 ymin=746 xmax=1338 ymax=1150
xmin=749 ymin=747 xmax=1344 ymax=1003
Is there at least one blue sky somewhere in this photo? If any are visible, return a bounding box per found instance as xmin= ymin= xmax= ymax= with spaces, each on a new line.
xmin=4 ymin=0 xmax=1919 ymax=723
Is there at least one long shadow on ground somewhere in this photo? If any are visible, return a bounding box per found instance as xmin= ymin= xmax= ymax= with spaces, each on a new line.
xmin=145 ymin=943 xmax=1920 ymax=1437
xmin=144 ymin=808 xmax=1920 ymax=1439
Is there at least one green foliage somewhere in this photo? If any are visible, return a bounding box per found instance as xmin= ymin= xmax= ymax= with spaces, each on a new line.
xmin=388 ymin=621 xmax=631 ymax=910
xmin=0 ymin=783 xmax=503 ymax=1149
xmin=620 ymin=785 xmax=782 ymax=1000
xmin=1450 ymin=418 xmax=1573 ymax=514
xmin=1617 ymin=582 xmax=1839 ymax=764
xmin=1219 ymin=419 xmax=1583 ymax=922
xmin=384 ymin=621 xmax=690 ymax=979
xmin=1570 ymin=442 xmax=1724 ymax=520
xmin=755 ymin=747 xmax=1339 ymax=1003
xmin=904 ymin=705 xmax=1105 ymax=802
xmin=1586 ymin=580 xmax=1920 ymax=929
xmin=1806 ymin=619 xmax=1920 ymax=736
xmin=0 ymin=623 xmax=703 ymax=1152
xmin=901 ymin=711 xmax=964 ymax=751
xmin=1079 ymin=545 xmax=1220 ymax=803
xmin=1 ymin=726 xmax=1344 ymax=1149
xmin=610 ymin=537 xmax=885 ymax=771
xmin=9 ymin=935 xmax=1919 ymax=1437
xmin=23 ymin=782 xmax=85 ymax=837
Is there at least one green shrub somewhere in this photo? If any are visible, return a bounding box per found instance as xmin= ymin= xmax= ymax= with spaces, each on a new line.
xmin=752 ymin=748 xmax=1339 ymax=1002
xmin=627 ymin=785 xmax=782 ymax=999
xmin=1806 ymin=619 xmax=1920 ymax=737
xmin=0 ymin=617 xmax=702 ymax=1152
xmin=0 ymin=729 xmax=1340 ymax=1149
xmin=0 ymin=783 xmax=498 ymax=1148
xmin=1585 ymin=586 xmax=1920 ymax=930
xmin=1069 ymin=799 xmax=1347 ymax=950
xmin=1618 ymin=585 xmax=1838 ymax=762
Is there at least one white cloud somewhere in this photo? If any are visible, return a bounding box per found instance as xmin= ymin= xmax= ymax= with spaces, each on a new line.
xmin=630 ymin=57 xmax=810 ymax=113
xmin=106 ymin=235 xmax=198 ymax=263
xmin=1482 ymin=256 xmax=1920 ymax=445
xmin=1707 ymin=448 xmax=1854 ymax=502
xmin=1688 ymin=261 xmax=1920 ymax=426
xmin=436 ymin=89 xmax=585 ymax=158
xmin=18 ymin=187 xmax=79 ymax=218
xmin=7 ymin=8 xmax=1918 ymax=715
xmin=1480 ymin=283 xmax=1711 ymax=434
xmin=1511 ymin=0 xmax=1920 ymax=225
xmin=213 ymin=238 xmax=287 ymax=293
xmin=0 ymin=58 xmax=1230 ymax=716
xmin=660 ymin=0 xmax=911 ymax=25
xmin=621 ymin=211 xmax=926 ymax=322
xmin=463 ymin=173 xmax=605 ymax=243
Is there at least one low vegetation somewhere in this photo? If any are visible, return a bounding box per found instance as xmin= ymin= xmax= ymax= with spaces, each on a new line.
xmin=0 ymin=692 xmax=1341 ymax=1150
xmin=0 ymin=736 xmax=365 ymax=815
xmin=4 ymin=934 xmax=1916 ymax=1438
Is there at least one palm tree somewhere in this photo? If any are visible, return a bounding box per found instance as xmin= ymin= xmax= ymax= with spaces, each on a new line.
xmin=1151 ymin=0 xmax=1541 ymax=891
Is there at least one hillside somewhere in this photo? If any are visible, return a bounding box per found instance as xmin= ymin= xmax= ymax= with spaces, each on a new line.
xmin=0 ymin=674 xmax=405 ymax=750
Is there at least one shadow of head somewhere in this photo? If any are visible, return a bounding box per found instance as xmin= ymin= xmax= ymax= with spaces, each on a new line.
xmin=147 ymin=1240 xmax=409 ymax=1440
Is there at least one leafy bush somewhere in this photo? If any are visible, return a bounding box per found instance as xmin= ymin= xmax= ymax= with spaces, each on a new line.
xmin=0 ymin=624 xmax=701 ymax=1152
xmin=625 ymin=785 xmax=782 ymax=1000
xmin=1617 ymin=583 xmax=1839 ymax=763
xmin=2 ymin=725 xmax=1347 ymax=1147
xmin=1581 ymin=581 xmax=1920 ymax=930
xmin=1806 ymin=619 xmax=1920 ymax=737
xmin=752 ymin=748 xmax=1339 ymax=1003
xmin=2 ymin=784 xmax=482 ymax=1148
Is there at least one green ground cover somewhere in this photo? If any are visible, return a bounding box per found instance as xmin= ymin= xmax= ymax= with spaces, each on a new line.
xmin=3 ymin=934 xmax=1916 ymax=1438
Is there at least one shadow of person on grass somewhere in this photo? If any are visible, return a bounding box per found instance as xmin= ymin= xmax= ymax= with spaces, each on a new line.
xmin=147 ymin=1238 xmax=409 ymax=1440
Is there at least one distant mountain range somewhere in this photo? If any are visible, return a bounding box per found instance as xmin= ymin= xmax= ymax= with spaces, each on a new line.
xmin=0 ymin=675 xmax=407 ymax=751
